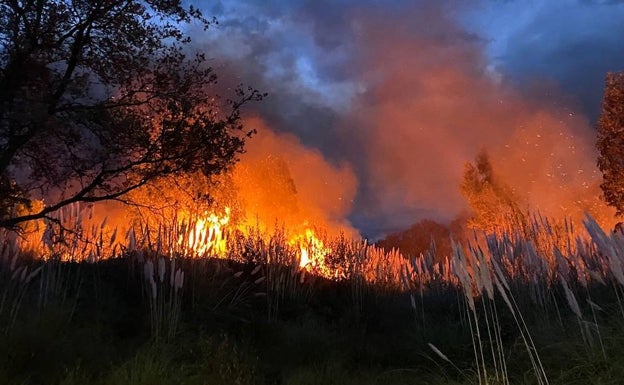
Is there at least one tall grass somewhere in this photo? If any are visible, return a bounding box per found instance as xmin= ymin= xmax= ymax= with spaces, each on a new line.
xmin=5 ymin=207 xmax=624 ymax=383
xmin=143 ymin=256 xmax=185 ymax=341
xmin=0 ymin=237 xmax=41 ymax=331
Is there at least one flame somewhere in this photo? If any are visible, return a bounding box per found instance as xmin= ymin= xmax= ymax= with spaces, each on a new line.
xmin=4 ymin=191 xmax=623 ymax=294
xmin=290 ymin=228 xmax=333 ymax=276
xmin=178 ymin=207 xmax=231 ymax=257
xmin=174 ymin=206 xmax=338 ymax=278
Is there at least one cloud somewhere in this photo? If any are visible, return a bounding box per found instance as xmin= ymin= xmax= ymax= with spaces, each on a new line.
xmin=187 ymin=0 xmax=619 ymax=237
xmin=464 ymin=0 xmax=624 ymax=118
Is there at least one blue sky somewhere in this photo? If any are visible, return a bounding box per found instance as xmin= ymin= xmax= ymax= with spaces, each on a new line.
xmin=463 ymin=0 xmax=624 ymax=116
xmin=188 ymin=0 xmax=624 ymax=237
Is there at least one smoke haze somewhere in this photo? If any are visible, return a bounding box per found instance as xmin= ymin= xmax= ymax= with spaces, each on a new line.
xmin=190 ymin=0 xmax=622 ymax=237
xmin=229 ymin=117 xmax=359 ymax=238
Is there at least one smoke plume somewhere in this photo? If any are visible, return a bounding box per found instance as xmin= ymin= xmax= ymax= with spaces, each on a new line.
xmin=340 ymin=6 xmax=613 ymax=235
xmin=229 ymin=117 xmax=359 ymax=238
xmin=190 ymin=1 xmax=619 ymax=237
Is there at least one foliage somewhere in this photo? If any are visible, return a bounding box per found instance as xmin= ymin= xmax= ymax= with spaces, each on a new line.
xmin=4 ymin=215 xmax=624 ymax=384
xmin=460 ymin=149 xmax=525 ymax=233
xmin=142 ymin=257 xmax=185 ymax=341
xmin=596 ymin=72 xmax=624 ymax=217
xmin=0 ymin=0 xmax=264 ymax=230
xmin=102 ymin=344 xmax=177 ymax=385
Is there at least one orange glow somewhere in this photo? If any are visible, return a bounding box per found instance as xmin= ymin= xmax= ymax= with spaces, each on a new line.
xmin=228 ymin=117 xmax=359 ymax=240
xmin=4 ymin=111 xmax=619 ymax=282
xmin=290 ymin=228 xmax=333 ymax=276
xmin=174 ymin=204 xmax=340 ymax=278
xmin=176 ymin=207 xmax=231 ymax=257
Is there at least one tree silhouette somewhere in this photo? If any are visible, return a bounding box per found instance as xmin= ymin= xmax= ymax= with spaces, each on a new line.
xmin=0 ymin=1 xmax=264 ymax=229
xmin=460 ymin=149 xmax=524 ymax=233
xmin=377 ymin=219 xmax=452 ymax=261
xmin=597 ymin=72 xmax=624 ymax=217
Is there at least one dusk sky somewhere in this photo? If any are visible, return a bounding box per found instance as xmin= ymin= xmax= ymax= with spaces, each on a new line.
xmin=187 ymin=0 xmax=624 ymax=237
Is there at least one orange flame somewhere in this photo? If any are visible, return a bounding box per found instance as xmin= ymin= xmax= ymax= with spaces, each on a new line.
xmin=175 ymin=208 xmax=337 ymax=278
xmin=291 ymin=228 xmax=332 ymax=274
xmin=177 ymin=207 xmax=231 ymax=257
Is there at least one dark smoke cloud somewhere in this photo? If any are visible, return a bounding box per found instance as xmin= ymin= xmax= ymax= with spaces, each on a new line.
xmin=464 ymin=0 xmax=624 ymax=119
xmin=188 ymin=0 xmax=620 ymax=238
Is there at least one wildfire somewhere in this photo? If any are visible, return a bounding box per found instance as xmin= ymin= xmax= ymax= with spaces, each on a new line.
xmin=290 ymin=228 xmax=332 ymax=275
xmin=175 ymin=207 xmax=335 ymax=277
xmin=178 ymin=207 xmax=231 ymax=258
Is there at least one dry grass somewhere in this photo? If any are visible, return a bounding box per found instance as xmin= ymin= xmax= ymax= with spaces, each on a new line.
xmin=5 ymin=209 xmax=624 ymax=383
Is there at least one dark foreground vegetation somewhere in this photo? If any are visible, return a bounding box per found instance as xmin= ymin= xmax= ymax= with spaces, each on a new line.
xmin=3 ymin=230 xmax=624 ymax=385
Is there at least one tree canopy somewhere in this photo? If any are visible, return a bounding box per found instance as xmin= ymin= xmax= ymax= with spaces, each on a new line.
xmin=597 ymin=72 xmax=624 ymax=217
xmin=0 ymin=0 xmax=264 ymax=230
xmin=460 ymin=149 xmax=524 ymax=233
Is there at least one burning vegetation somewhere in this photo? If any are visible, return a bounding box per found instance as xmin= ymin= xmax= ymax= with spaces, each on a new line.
xmin=3 ymin=1 xmax=624 ymax=384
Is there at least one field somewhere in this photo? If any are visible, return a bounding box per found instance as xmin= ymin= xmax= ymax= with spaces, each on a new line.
xmin=2 ymin=214 xmax=624 ymax=385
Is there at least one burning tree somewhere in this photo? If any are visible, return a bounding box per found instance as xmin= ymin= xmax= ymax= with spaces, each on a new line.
xmin=0 ymin=0 xmax=264 ymax=230
xmin=597 ymin=72 xmax=624 ymax=217
xmin=460 ymin=149 xmax=525 ymax=233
